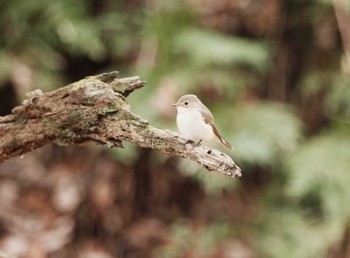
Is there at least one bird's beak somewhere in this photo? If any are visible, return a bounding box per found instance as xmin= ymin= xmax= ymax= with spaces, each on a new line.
xmin=172 ymin=103 xmax=177 ymax=107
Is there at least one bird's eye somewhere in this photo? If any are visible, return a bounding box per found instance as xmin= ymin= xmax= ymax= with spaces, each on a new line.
xmin=184 ymin=102 xmax=188 ymax=105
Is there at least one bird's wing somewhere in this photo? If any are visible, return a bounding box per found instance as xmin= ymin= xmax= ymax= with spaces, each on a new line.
xmin=198 ymin=105 xmax=233 ymax=150
xmin=198 ymin=105 xmax=215 ymax=124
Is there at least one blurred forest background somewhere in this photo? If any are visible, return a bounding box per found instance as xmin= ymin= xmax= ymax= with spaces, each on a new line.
xmin=0 ymin=0 xmax=350 ymax=257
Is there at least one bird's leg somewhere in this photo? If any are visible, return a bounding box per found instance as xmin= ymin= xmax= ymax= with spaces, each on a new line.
xmin=184 ymin=139 xmax=202 ymax=150
xmin=185 ymin=139 xmax=195 ymax=145
xmin=195 ymin=139 xmax=202 ymax=146
xmin=184 ymin=139 xmax=194 ymax=150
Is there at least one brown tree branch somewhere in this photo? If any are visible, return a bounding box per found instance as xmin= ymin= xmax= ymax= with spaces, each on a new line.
xmin=332 ymin=0 xmax=350 ymax=71
xmin=0 ymin=71 xmax=242 ymax=178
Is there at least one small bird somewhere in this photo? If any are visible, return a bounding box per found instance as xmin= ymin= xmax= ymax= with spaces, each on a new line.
xmin=173 ymin=94 xmax=233 ymax=150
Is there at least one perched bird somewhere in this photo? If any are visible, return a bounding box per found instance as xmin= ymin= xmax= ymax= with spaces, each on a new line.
xmin=173 ymin=94 xmax=233 ymax=150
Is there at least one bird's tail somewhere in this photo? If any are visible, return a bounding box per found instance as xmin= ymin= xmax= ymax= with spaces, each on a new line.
xmin=211 ymin=124 xmax=233 ymax=151
xmin=219 ymin=136 xmax=233 ymax=150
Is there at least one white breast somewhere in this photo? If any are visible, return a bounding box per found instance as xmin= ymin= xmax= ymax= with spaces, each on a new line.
xmin=176 ymin=107 xmax=215 ymax=142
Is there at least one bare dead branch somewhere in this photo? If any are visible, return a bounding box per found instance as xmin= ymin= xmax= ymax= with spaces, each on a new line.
xmin=0 ymin=72 xmax=241 ymax=178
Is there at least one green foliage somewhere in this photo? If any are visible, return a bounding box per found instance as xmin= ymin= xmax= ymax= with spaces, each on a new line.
xmin=299 ymin=71 xmax=350 ymax=122
xmin=255 ymin=210 xmax=328 ymax=258
xmin=231 ymin=103 xmax=302 ymax=166
xmin=174 ymin=29 xmax=271 ymax=73
xmin=326 ymin=74 xmax=350 ymax=121
xmin=140 ymin=0 xmax=195 ymax=71
xmin=253 ymin=129 xmax=350 ymax=258
xmin=287 ymin=130 xmax=350 ymax=221
xmin=0 ymin=0 xmax=139 ymax=91
xmin=155 ymin=220 xmax=232 ymax=258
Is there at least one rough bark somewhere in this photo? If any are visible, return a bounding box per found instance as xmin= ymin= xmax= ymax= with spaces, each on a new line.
xmin=0 ymin=71 xmax=241 ymax=178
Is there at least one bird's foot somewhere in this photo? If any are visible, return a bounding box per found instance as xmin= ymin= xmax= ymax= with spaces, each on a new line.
xmin=184 ymin=139 xmax=202 ymax=150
